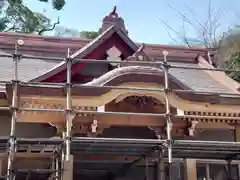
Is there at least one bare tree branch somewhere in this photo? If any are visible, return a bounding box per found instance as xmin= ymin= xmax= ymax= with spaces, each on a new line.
xmin=38 ymin=16 xmax=60 ymax=35
xmin=4 ymin=25 xmax=15 ymax=32
xmin=158 ymin=17 xmax=191 ymax=46
xmin=159 ymin=0 xmax=235 ymax=49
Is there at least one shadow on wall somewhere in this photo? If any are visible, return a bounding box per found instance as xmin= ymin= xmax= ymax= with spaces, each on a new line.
xmin=0 ymin=116 xmax=56 ymax=138
xmin=101 ymin=126 xmax=157 ymax=139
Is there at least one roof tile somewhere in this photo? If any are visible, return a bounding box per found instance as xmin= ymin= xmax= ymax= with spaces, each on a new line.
xmin=169 ymin=62 xmax=231 ymax=93
xmin=0 ymin=51 xmax=232 ymax=94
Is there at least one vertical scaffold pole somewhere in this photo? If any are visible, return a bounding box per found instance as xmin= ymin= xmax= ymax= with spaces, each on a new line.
xmin=157 ymin=134 xmax=165 ymax=180
xmin=65 ymin=48 xmax=73 ymax=162
xmin=145 ymin=157 xmax=149 ymax=180
xmin=7 ymin=41 xmax=21 ymax=180
xmin=61 ymin=133 xmax=65 ymax=180
xmin=54 ymin=151 xmax=60 ymax=180
xmin=162 ymin=51 xmax=172 ymax=180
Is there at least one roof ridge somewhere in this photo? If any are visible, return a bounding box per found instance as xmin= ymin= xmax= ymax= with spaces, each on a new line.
xmin=0 ymin=32 xmax=89 ymax=42
xmin=70 ymin=25 xmax=115 ymax=59
xmin=0 ymin=32 xmax=211 ymax=51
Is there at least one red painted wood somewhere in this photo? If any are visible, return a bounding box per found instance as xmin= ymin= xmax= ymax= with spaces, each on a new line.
xmin=43 ymin=63 xmax=86 ymax=82
xmin=71 ymin=74 xmax=95 ymax=82
xmin=44 ymin=32 xmax=135 ymax=82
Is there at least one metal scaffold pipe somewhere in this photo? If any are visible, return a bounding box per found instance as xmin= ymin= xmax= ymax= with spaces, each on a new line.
xmin=71 ymin=136 xmax=166 ymax=144
xmin=16 ymin=107 xmax=240 ymax=120
xmin=65 ymin=48 xmax=73 ymax=162
xmin=17 ymin=81 xmax=240 ymax=97
xmin=0 ymin=80 xmax=234 ymax=97
xmin=162 ymin=51 xmax=173 ymax=180
xmin=72 ymin=59 xmax=240 ymax=73
xmin=7 ymin=41 xmax=22 ymax=180
xmin=0 ymin=53 xmax=238 ymax=73
xmin=72 ymin=58 xmax=239 ymax=73
xmin=54 ymin=152 xmax=60 ymax=180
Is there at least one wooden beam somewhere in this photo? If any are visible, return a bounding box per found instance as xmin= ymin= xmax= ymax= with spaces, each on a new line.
xmin=74 ymin=154 xmax=140 ymax=162
xmin=62 ymin=155 xmax=73 ymax=180
xmin=184 ymin=159 xmax=197 ymax=180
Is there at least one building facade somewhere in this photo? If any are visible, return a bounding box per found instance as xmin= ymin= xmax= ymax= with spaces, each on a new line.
xmin=0 ymin=7 xmax=238 ymax=180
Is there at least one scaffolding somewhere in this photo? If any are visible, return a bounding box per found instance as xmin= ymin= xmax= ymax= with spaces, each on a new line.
xmin=0 ymin=41 xmax=239 ymax=180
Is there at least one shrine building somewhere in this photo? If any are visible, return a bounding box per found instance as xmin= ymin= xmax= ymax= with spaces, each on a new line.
xmin=0 ymin=7 xmax=238 ymax=180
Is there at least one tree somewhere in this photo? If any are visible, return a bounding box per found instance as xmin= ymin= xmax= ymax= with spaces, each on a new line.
xmin=160 ymin=0 xmax=226 ymax=48
xmin=54 ymin=26 xmax=100 ymax=40
xmin=161 ymin=0 xmax=240 ymax=82
xmin=215 ymin=27 xmax=240 ymax=82
xmin=38 ymin=0 xmax=65 ymax=10
xmin=226 ymin=53 xmax=240 ymax=82
xmin=54 ymin=26 xmax=80 ymax=37
xmin=80 ymin=31 xmax=99 ymax=40
xmin=0 ymin=0 xmax=65 ymax=34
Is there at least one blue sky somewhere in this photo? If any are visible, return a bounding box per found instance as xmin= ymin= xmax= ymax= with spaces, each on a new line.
xmin=25 ymin=0 xmax=240 ymax=44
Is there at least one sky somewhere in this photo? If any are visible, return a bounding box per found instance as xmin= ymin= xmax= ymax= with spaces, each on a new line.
xmin=25 ymin=0 xmax=240 ymax=44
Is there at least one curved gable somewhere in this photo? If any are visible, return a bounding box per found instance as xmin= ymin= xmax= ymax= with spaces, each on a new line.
xmin=84 ymin=66 xmax=190 ymax=90
xmin=31 ymin=26 xmax=138 ymax=82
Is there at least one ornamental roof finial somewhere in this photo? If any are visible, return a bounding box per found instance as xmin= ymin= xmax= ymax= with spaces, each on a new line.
xmin=110 ymin=6 xmax=117 ymax=15
xmin=99 ymin=6 xmax=128 ymax=35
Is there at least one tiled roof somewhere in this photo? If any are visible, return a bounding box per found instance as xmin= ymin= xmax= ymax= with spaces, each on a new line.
xmin=0 ymin=51 xmax=59 ymax=82
xmin=0 ymin=51 xmax=232 ymax=94
xmin=0 ymin=32 xmax=235 ymax=95
xmin=169 ymin=62 xmax=231 ymax=93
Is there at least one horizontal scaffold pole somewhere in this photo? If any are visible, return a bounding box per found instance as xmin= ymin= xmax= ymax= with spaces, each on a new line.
xmin=0 ymin=81 xmax=238 ymax=97
xmin=14 ymin=136 xmax=240 ymax=147
xmin=17 ymin=108 xmax=240 ymax=120
xmin=0 ymin=53 xmax=238 ymax=72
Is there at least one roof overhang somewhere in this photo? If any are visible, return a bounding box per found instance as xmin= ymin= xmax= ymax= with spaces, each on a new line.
xmin=6 ymin=66 xmax=240 ymax=112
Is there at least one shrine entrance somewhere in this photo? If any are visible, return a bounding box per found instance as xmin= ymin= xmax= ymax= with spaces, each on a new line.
xmin=71 ymin=135 xmax=163 ymax=180
xmin=70 ymin=95 xmax=181 ymax=180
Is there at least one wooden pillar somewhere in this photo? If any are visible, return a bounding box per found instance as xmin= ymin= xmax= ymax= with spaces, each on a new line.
xmin=0 ymin=154 xmax=7 ymax=177
xmin=235 ymin=126 xmax=240 ymax=180
xmin=238 ymin=163 xmax=240 ymax=179
xmin=153 ymin=129 xmax=165 ymax=180
xmin=0 ymin=158 xmax=3 ymax=176
xmin=227 ymin=160 xmax=232 ymax=180
xmin=184 ymin=159 xmax=197 ymax=180
xmin=157 ymin=150 xmax=165 ymax=180
xmin=62 ymin=155 xmax=73 ymax=180
xmin=235 ymin=126 xmax=240 ymax=142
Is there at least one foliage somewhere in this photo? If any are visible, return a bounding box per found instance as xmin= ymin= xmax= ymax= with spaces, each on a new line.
xmin=54 ymin=27 xmax=99 ymax=40
xmin=214 ymin=27 xmax=240 ymax=82
xmin=225 ymin=53 xmax=240 ymax=82
xmin=37 ymin=0 xmax=65 ymax=10
xmin=54 ymin=26 xmax=80 ymax=37
xmin=80 ymin=31 xmax=99 ymax=40
xmin=161 ymin=0 xmax=240 ymax=82
xmin=0 ymin=0 xmax=64 ymax=34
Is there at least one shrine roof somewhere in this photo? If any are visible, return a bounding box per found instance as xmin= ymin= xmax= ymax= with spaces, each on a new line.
xmin=0 ymin=6 xmax=238 ymax=96
xmin=169 ymin=62 xmax=231 ymax=93
xmin=0 ymin=50 xmax=234 ymax=95
xmin=0 ymin=31 xmax=209 ymax=61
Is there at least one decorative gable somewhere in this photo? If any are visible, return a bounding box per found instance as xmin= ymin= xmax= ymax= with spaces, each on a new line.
xmin=106 ymin=46 xmax=122 ymax=66
xmin=33 ymin=9 xmax=139 ymax=83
